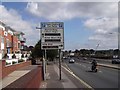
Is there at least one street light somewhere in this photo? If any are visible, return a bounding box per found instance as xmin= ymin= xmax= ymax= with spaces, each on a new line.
xmin=117 ymin=28 xmax=120 ymax=59
xmin=108 ymin=32 xmax=119 ymax=58
xmin=93 ymin=32 xmax=116 ymax=57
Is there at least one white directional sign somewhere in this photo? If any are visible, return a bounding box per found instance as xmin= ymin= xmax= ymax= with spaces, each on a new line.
xmin=41 ymin=22 xmax=64 ymax=50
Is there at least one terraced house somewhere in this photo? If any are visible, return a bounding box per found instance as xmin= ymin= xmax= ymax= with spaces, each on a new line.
xmin=0 ymin=21 xmax=26 ymax=59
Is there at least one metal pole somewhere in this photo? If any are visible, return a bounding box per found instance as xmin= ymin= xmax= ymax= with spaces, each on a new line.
xmin=118 ymin=28 xmax=120 ymax=59
xmin=45 ymin=49 xmax=47 ymax=73
xmin=59 ymin=49 xmax=62 ymax=80
xmin=42 ymin=50 xmax=47 ymax=81
xmin=42 ymin=54 xmax=46 ymax=80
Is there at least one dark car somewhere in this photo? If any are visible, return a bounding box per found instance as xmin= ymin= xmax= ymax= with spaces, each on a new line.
xmin=112 ymin=59 xmax=120 ymax=64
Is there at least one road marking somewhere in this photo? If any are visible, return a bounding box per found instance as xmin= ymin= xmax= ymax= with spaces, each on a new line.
xmin=76 ymin=63 xmax=79 ymax=65
xmin=64 ymin=63 xmax=73 ymax=72
xmin=62 ymin=65 xmax=94 ymax=89
xmin=98 ymin=71 xmax=102 ymax=73
xmin=83 ymin=65 xmax=86 ymax=68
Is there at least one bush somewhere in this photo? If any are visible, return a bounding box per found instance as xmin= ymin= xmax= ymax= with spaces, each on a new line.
xmin=25 ymin=54 xmax=28 ymax=57
xmin=18 ymin=59 xmax=24 ymax=63
xmin=6 ymin=62 xmax=11 ymax=65
xmin=12 ymin=61 xmax=17 ymax=64
xmin=3 ymin=53 xmax=9 ymax=59
xmin=12 ymin=54 xmax=16 ymax=58
xmin=21 ymin=54 xmax=24 ymax=58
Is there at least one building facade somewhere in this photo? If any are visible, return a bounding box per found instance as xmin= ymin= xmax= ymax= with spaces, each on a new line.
xmin=0 ymin=21 xmax=26 ymax=59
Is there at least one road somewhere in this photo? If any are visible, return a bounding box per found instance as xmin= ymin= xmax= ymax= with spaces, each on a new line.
xmin=64 ymin=58 xmax=119 ymax=88
xmin=74 ymin=57 xmax=119 ymax=67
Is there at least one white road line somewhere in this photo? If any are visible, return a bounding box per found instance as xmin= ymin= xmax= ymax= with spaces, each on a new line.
xmin=64 ymin=63 xmax=73 ymax=72
xmin=62 ymin=65 xmax=94 ymax=89
xmin=76 ymin=63 xmax=80 ymax=65
xmin=83 ymin=65 xmax=86 ymax=68
xmin=88 ymin=67 xmax=90 ymax=69
xmin=98 ymin=71 xmax=102 ymax=73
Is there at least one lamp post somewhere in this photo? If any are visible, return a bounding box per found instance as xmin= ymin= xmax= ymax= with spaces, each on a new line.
xmin=118 ymin=30 xmax=120 ymax=59
xmin=108 ymin=32 xmax=118 ymax=58
xmin=93 ymin=32 xmax=115 ymax=57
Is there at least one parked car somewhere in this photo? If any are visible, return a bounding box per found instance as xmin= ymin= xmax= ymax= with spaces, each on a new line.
xmin=112 ymin=59 xmax=120 ymax=64
xmin=69 ymin=59 xmax=75 ymax=63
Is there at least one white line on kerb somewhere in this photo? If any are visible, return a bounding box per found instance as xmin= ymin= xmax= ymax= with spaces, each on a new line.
xmin=62 ymin=65 xmax=94 ymax=90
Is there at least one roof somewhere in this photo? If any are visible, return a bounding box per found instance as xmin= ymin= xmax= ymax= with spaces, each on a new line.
xmin=0 ymin=21 xmax=25 ymax=35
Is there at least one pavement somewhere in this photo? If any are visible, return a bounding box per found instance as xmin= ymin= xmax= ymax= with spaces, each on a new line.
xmin=39 ymin=62 xmax=90 ymax=89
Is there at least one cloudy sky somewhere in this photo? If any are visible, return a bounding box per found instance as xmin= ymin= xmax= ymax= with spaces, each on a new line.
xmin=0 ymin=0 xmax=119 ymax=50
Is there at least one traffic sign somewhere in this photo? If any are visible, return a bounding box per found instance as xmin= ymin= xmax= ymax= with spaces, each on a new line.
xmin=41 ymin=22 xmax=64 ymax=50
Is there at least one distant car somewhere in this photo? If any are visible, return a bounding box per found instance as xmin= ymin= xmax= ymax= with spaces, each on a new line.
xmin=112 ymin=59 xmax=120 ymax=64
xmin=69 ymin=59 xmax=75 ymax=63
xmin=63 ymin=57 xmax=67 ymax=59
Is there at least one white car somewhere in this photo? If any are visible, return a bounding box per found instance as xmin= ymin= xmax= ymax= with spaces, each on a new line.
xmin=69 ymin=59 xmax=75 ymax=63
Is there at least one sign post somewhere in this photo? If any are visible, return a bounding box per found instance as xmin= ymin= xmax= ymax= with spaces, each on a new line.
xmin=59 ymin=49 xmax=62 ymax=80
xmin=41 ymin=22 xmax=64 ymax=80
xmin=45 ymin=49 xmax=47 ymax=73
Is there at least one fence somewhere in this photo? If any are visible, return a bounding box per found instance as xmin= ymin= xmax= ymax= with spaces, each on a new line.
xmin=0 ymin=53 xmax=30 ymax=66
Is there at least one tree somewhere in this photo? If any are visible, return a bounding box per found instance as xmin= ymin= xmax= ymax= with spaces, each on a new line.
xmin=69 ymin=50 xmax=72 ymax=53
xmin=80 ymin=49 xmax=86 ymax=56
xmin=47 ymin=50 xmax=58 ymax=61
xmin=31 ymin=40 xmax=58 ymax=61
xmin=89 ymin=49 xmax=94 ymax=54
xmin=29 ymin=46 xmax=34 ymax=51
xmin=74 ymin=49 xmax=79 ymax=57
xmin=75 ymin=49 xmax=79 ymax=53
xmin=114 ymin=49 xmax=119 ymax=55
xmin=31 ymin=40 xmax=43 ymax=58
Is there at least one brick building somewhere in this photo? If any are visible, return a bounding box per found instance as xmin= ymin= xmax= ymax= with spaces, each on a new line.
xmin=0 ymin=21 xmax=26 ymax=59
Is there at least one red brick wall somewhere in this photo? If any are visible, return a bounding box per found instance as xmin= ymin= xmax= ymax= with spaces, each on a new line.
xmin=3 ymin=65 xmax=43 ymax=89
xmin=0 ymin=27 xmax=20 ymax=54
xmin=0 ymin=60 xmax=31 ymax=79
xmin=13 ymin=35 xmax=19 ymax=52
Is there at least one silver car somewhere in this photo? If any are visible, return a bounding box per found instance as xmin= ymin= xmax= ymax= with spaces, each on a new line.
xmin=69 ymin=59 xmax=75 ymax=63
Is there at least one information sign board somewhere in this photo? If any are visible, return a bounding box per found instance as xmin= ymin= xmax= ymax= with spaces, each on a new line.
xmin=41 ymin=22 xmax=64 ymax=50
